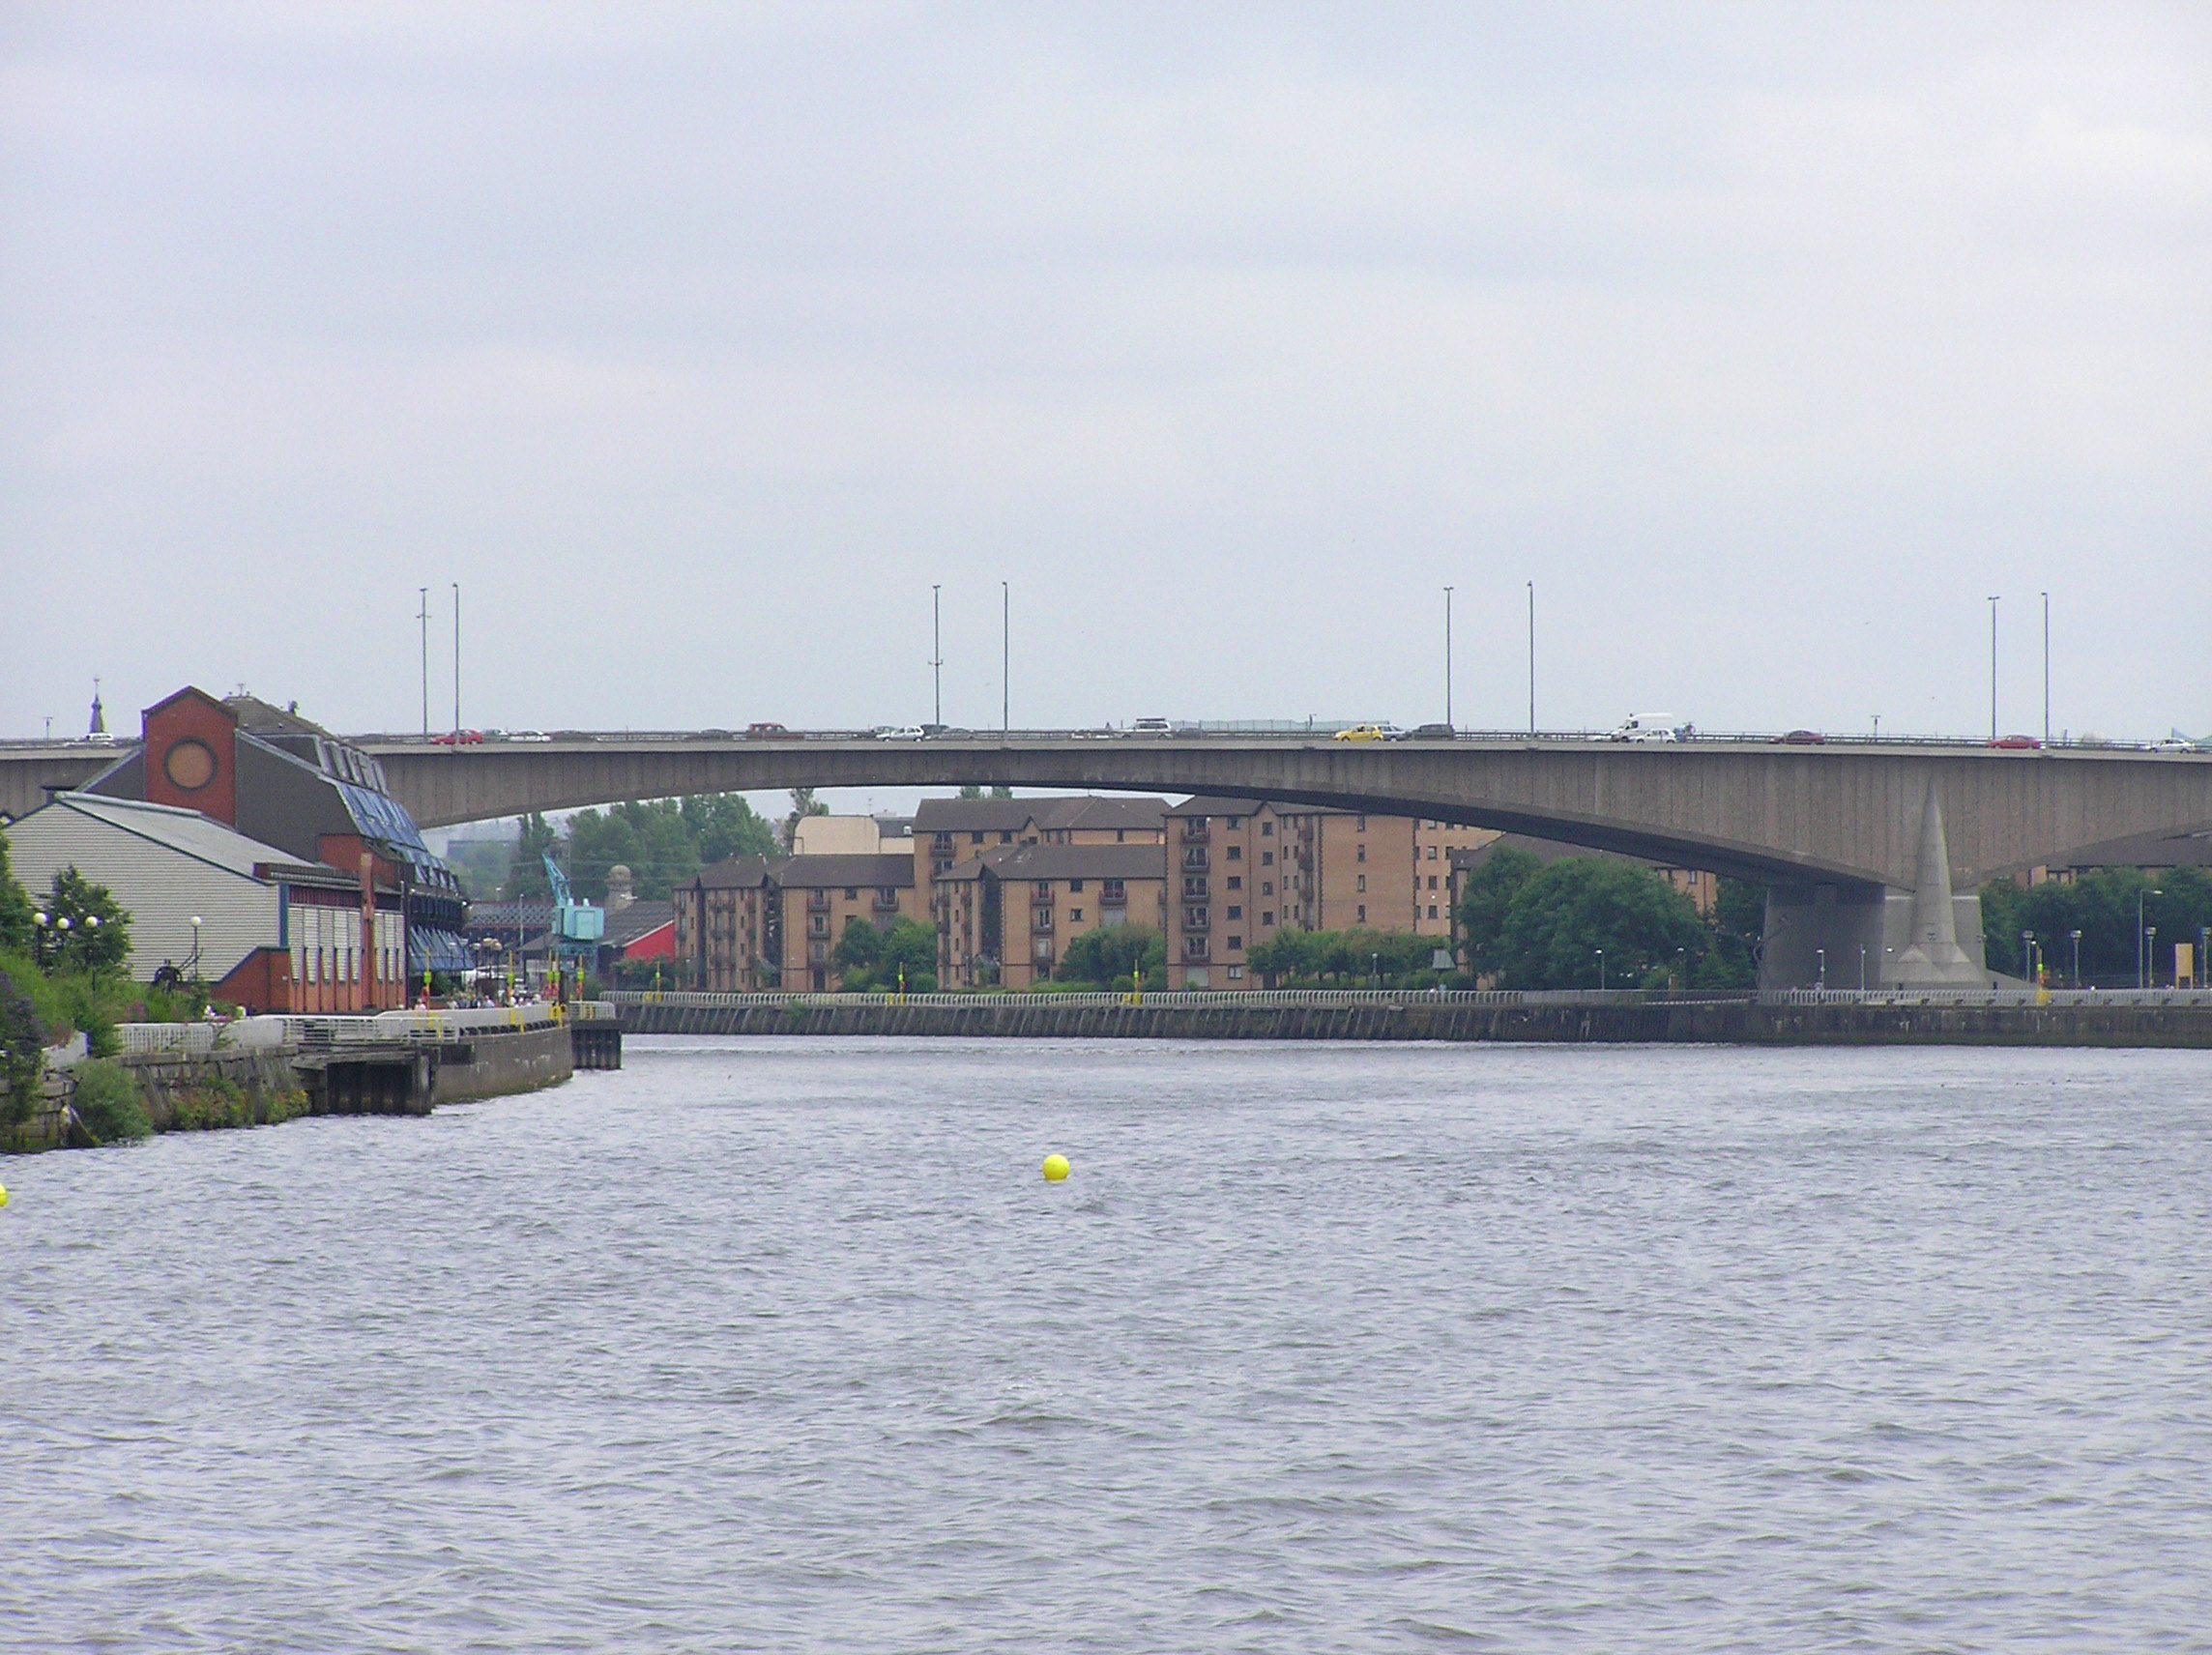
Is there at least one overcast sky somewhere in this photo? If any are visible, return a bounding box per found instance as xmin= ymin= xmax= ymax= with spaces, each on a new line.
xmin=4 ymin=2 xmax=2207 ymax=750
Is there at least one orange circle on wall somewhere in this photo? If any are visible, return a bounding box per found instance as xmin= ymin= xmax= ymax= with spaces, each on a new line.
xmin=163 ymin=739 xmax=217 ymax=791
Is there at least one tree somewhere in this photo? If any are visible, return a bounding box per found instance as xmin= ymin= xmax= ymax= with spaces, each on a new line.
xmin=566 ymin=799 xmax=701 ymax=900
xmin=1981 ymin=866 xmax=2212 ymax=985
xmin=1698 ymin=878 xmax=1764 ymax=988
xmin=0 ymin=828 xmax=35 ymax=957
xmin=1057 ymin=924 xmax=1165 ymax=987
xmin=1493 ymin=858 xmax=1705 ymax=990
xmin=832 ymin=915 xmax=938 ymax=991
xmin=1453 ymin=846 xmax=1544 ymax=979
xmin=956 ymin=785 xmax=1014 ymax=800
xmin=782 ymin=787 xmax=830 ymax=850
xmin=682 ymin=794 xmax=780 ymax=865
xmin=1246 ymin=926 xmax=1438 ymax=986
xmin=504 ymin=813 xmax=560 ymax=900
xmin=41 ymin=867 xmax=132 ymax=976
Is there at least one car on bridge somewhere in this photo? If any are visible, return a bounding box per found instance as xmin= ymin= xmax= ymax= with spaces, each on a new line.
xmin=872 ymin=725 xmax=926 ymax=740
xmin=1987 ymin=734 xmax=2042 ymax=750
xmin=1334 ymin=723 xmax=1408 ymax=742
xmin=430 ymin=729 xmax=484 ymax=745
xmin=745 ymin=722 xmax=795 ymax=740
xmin=1771 ymin=730 xmax=1826 ymax=745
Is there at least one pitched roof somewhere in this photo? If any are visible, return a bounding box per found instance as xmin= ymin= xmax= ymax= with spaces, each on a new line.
xmin=1166 ymin=795 xmax=1349 ymax=819
xmin=769 ymin=854 xmax=915 ymax=888
xmin=690 ymin=855 xmax=774 ymax=890
xmin=604 ymin=899 xmax=675 ymax=947
xmin=912 ymin=797 xmax=1040 ymax=832
xmin=1033 ymin=796 xmax=1169 ymax=831
xmin=18 ymin=794 xmax=328 ymax=884
xmin=975 ymin=842 xmax=1168 ymax=882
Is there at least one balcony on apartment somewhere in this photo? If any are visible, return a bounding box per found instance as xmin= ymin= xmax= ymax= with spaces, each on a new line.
xmin=1179 ymin=824 xmax=1210 ymax=844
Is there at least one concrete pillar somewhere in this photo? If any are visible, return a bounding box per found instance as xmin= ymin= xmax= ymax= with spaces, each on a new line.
xmin=1758 ymin=782 xmax=1990 ymax=989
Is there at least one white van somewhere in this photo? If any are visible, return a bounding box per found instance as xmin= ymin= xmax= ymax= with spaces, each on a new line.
xmin=1609 ymin=713 xmax=1689 ymax=743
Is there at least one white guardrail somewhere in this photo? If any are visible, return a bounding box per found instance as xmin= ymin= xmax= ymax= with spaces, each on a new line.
xmin=115 ymin=1003 xmax=596 ymax=1053
xmin=608 ymin=987 xmax=2212 ymax=1011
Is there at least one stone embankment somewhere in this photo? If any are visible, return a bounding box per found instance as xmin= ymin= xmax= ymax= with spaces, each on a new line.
xmin=4 ymin=1005 xmax=618 ymax=1153
xmin=612 ymin=989 xmax=2212 ymax=1049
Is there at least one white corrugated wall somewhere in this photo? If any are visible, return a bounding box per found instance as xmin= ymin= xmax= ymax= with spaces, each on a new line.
xmin=6 ymin=808 xmax=281 ymax=981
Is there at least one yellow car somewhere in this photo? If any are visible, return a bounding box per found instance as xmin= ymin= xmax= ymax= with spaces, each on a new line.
xmin=1334 ymin=723 xmax=1386 ymax=742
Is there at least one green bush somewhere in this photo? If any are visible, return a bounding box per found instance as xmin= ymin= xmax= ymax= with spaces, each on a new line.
xmin=70 ymin=1059 xmax=151 ymax=1145
xmin=0 ymin=968 xmax=46 ymax=1130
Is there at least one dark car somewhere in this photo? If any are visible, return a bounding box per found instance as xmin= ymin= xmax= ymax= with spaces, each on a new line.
xmin=1771 ymin=729 xmax=1826 ymax=745
xmin=1412 ymin=723 xmax=1457 ymax=739
xmin=745 ymin=721 xmax=795 ymax=739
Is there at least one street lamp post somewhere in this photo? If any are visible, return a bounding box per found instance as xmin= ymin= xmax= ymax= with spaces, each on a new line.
xmin=1371 ymin=952 xmax=1381 ymax=991
xmin=1595 ymin=948 xmax=1605 ymax=990
xmin=1985 ymin=594 xmax=2004 ymax=740
xmin=2138 ymin=888 xmax=2163 ymax=989
xmin=1816 ymin=947 xmax=1825 ymax=990
xmin=1859 ymin=945 xmax=1868 ymax=992
xmin=2021 ymin=929 xmax=2034 ymax=980
xmin=1442 ymin=586 xmax=1454 ymax=730
xmin=2069 ymin=928 xmax=2082 ymax=987
xmin=930 ymin=585 xmax=944 ymax=729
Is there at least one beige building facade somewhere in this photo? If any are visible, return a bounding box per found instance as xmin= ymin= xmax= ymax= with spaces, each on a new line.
xmin=936 ymin=841 xmax=1168 ymax=989
xmin=672 ymin=852 xmax=926 ymax=992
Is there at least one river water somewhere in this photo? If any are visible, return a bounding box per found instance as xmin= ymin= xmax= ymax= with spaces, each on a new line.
xmin=5 ymin=1036 xmax=2211 ymax=1652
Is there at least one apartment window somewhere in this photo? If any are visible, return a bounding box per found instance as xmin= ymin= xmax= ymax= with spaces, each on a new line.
xmin=1227 ymin=906 xmax=1242 ymax=920
xmin=1069 ymin=879 xmax=1085 ymax=892
xmin=845 ymin=887 xmax=859 ymax=899
xmin=1182 ymin=878 xmax=1208 ymax=897
xmin=1357 ymin=904 xmax=1367 ymax=923
xmin=1428 ymin=905 xmax=1440 ymax=920
xmin=1001 ymin=831 xmax=1014 ymax=844
xmin=1226 ymin=876 xmax=1242 ymax=891
xmin=972 ymin=831 xmax=985 ymax=844
xmin=1428 ymin=845 xmax=1439 ymax=859
xmin=1356 ymin=874 xmax=1366 ymax=893
xmin=1261 ymin=881 xmax=1273 ymax=895
xmin=1226 ymin=845 xmax=1242 ymax=861
xmin=1227 ymin=816 xmax=1242 ymax=828
xmin=1184 ymin=935 xmax=1208 ymax=959
xmin=1227 ymin=965 xmax=1243 ymax=979
xmin=1070 ymin=908 xmax=1083 ymax=922
xmin=1228 ymin=935 xmax=1242 ymax=950
xmin=1356 ymin=815 xmax=1367 ymax=830
xmin=1428 ymin=876 xmax=1439 ymax=890
xmin=933 ymin=859 xmax=953 ymax=876
xmin=934 ymin=831 xmax=953 ymax=849
xmin=1262 ymin=911 xmax=1275 ymax=926
xmin=1101 ymin=880 xmax=1125 ymax=903
xmin=810 ymin=915 xmax=830 ymax=935
xmin=1356 ymin=844 xmax=1367 ymax=863
xmin=1116 ymin=829 xmax=1126 ymax=842
xmin=1261 ymin=851 xmax=1274 ymax=866
xmin=1261 ymin=821 xmax=1274 ymax=837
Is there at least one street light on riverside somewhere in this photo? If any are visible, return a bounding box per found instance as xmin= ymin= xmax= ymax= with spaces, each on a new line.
xmin=1595 ymin=948 xmax=1605 ymax=990
xmin=2070 ymin=929 xmax=2083 ymax=987
xmin=2138 ymin=889 xmax=2163 ymax=989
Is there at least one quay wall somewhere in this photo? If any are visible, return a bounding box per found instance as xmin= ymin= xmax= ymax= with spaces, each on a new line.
xmin=616 ymin=994 xmax=2212 ymax=1049
xmin=428 ymin=1024 xmax=574 ymax=1105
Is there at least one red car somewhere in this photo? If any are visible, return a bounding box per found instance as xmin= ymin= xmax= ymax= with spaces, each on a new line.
xmin=430 ymin=729 xmax=484 ymax=745
xmin=1988 ymin=735 xmax=2042 ymax=750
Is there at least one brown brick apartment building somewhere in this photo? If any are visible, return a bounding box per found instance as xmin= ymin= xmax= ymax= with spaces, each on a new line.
xmin=671 ymin=852 xmax=926 ymax=991
xmin=936 ymin=842 xmax=1169 ymax=988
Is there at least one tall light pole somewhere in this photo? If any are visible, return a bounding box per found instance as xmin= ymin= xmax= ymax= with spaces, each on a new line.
xmin=1988 ymin=595 xmax=1999 ymax=740
xmin=1001 ymin=580 xmax=1009 ymax=734
xmin=930 ymin=585 xmax=944 ymax=729
xmin=2041 ymin=590 xmax=2051 ymax=745
xmin=1595 ymin=947 xmax=1605 ymax=990
xmin=2138 ymin=887 xmax=2163 ymax=989
xmin=2069 ymin=928 xmax=2082 ymax=987
xmin=1527 ymin=581 xmax=1536 ymax=736
xmin=1442 ymin=586 xmax=1454 ymax=730
xmin=451 ymin=582 xmax=462 ymax=738
xmin=419 ymin=587 xmax=430 ymax=737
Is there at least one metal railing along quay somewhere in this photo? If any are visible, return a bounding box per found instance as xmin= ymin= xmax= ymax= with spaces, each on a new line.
xmin=609 ymin=986 xmax=2212 ymax=1012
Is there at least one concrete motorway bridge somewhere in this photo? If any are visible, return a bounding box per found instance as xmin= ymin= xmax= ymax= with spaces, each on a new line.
xmin=7 ymin=731 xmax=2211 ymax=987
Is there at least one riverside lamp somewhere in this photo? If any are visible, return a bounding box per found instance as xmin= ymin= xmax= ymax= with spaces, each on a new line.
xmin=2138 ymin=890 xmax=2162 ymax=988
xmin=2070 ymin=929 xmax=2082 ymax=987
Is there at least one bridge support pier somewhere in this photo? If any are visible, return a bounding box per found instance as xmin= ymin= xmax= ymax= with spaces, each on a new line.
xmin=1760 ymin=883 xmax=1988 ymax=989
xmin=1759 ymin=782 xmax=1993 ymax=990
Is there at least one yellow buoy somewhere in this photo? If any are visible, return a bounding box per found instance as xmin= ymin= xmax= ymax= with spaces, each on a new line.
xmin=1041 ymin=1153 xmax=1070 ymax=1182
xmin=0 ymin=1181 xmax=10 ymax=1207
